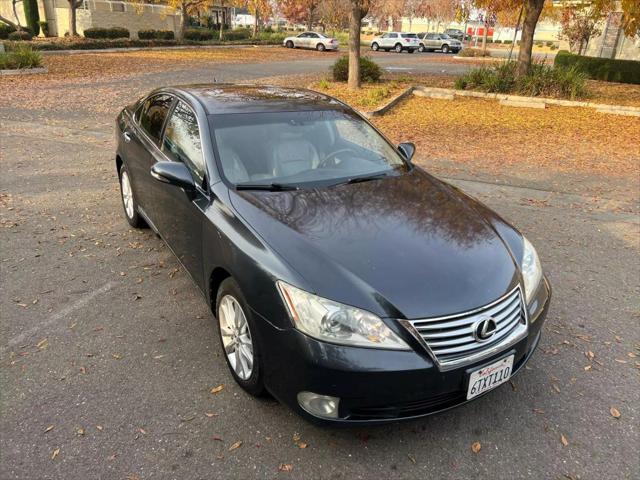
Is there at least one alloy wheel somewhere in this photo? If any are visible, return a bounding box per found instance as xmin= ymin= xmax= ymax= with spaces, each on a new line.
xmin=121 ymin=171 xmax=134 ymax=219
xmin=218 ymin=295 xmax=254 ymax=381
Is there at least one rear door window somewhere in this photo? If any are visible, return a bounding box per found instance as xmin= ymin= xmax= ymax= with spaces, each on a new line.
xmin=138 ymin=94 xmax=173 ymax=143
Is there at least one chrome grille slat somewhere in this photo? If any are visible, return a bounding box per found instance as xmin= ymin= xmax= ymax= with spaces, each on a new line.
xmin=401 ymin=286 xmax=528 ymax=370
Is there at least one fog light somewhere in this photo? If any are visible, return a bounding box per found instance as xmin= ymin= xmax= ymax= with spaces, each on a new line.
xmin=297 ymin=391 xmax=340 ymax=419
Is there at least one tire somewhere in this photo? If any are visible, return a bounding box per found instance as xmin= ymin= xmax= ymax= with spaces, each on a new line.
xmin=371 ymin=42 xmax=379 ymax=51
xmin=118 ymin=164 xmax=145 ymax=228
xmin=419 ymin=44 xmax=425 ymax=52
xmin=407 ymin=48 xmax=415 ymax=54
xmin=215 ymin=277 xmax=265 ymax=397
xmin=316 ymin=43 xmax=325 ymax=52
xmin=394 ymin=43 xmax=403 ymax=53
xmin=285 ymin=40 xmax=294 ymax=48
xmin=441 ymin=44 xmax=450 ymax=53
xmin=453 ymin=49 xmax=460 ymax=54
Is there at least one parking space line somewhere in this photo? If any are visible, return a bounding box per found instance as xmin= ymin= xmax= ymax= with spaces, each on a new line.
xmin=2 ymin=281 xmax=116 ymax=353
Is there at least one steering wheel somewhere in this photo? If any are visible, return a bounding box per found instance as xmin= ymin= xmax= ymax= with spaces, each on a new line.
xmin=318 ymin=148 xmax=355 ymax=170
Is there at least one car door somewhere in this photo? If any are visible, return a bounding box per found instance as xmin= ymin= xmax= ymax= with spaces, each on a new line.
xmin=296 ymin=32 xmax=309 ymax=48
xmin=155 ymin=99 xmax=208 ymax=285
xmin=125 ymin=93 xmax=174 ymax=225
xmin=386 ymin=32 xmax=398 ymax=48
xmin=307 ymin=32 xmax=319 ymax=49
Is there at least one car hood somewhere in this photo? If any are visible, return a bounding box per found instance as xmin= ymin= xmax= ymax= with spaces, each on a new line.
xmin=229 ymin=169 xmax=520 ymax=319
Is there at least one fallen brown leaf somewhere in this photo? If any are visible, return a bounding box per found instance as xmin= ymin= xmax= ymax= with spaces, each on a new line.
xmin=44 ymin=425 xmax=54 ymax=433
xmin=279 ymin=463 xmax=293 ymax=472
xmin=407 ymin=453 xmax=416 ymax=463
xmin=610 ymin=407 xmax=621 ymax=419
xmin=229 ymin=441 xmax=242 ymax=451
xmin=560 ymin=434 xmax=569 ymax=447
xmin=471 ymin=441 xmax=481 ymax=453
xmin=210 ymin=385 xmax=224 ymax=394
xmin=51 ymin=448 xmax=60 ymax=460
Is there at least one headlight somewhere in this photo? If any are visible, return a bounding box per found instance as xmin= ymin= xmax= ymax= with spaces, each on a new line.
xmin=277 ymin=281 xmax=410 ymax=350
xmin=521 ymin=236 xmax=543 ymax=303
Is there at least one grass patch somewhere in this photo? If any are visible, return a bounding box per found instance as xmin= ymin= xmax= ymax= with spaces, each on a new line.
xmin=0 ymin=45 xmax=42 ymax=69
xmin=455 ymin=61 xmax=588 ymax=99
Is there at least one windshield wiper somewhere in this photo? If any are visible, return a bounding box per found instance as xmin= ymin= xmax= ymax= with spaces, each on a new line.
xmin=235 ymin=183 xmax=299 ymax=191
xmin=342 ymin=172 xmax=389 ymax=186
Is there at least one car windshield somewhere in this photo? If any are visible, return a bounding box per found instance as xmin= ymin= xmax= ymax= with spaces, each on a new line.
xmin=440 ymin=34 xmax=451 ymax=39
xmin=210 ymin=110 xmax=409 ymax=188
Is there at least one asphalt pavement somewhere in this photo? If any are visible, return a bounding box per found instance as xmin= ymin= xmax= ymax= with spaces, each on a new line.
xmin=0 ymin=50 xmax=638 ymax=480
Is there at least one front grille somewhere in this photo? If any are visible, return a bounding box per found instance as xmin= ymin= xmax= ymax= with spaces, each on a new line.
xmin=401 ymin=286 xmax=528 ymax=370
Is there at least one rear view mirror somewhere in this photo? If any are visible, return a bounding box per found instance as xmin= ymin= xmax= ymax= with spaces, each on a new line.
xmin=398 ymin=142 xmax=416 ymax=162
xmin=151 ymin=161 xmax=195 ymax=191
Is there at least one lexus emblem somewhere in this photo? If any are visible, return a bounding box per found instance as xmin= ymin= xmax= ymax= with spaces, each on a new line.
xmin=473 ymin=317 xmax=497 ymax=342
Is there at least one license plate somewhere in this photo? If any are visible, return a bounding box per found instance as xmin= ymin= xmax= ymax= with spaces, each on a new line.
xmin=466 ymin=355 xmax=514 ymax=400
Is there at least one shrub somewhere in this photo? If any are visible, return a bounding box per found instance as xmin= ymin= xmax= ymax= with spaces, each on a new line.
xmin=224 ymin=28 xmax=251 ymax=41
xmin=23 ymin=0 xmax=40 ymax=36
xmin=183 ymin=28 xmax=215 ymax=41
xmin=39 ymin=21 xmax=49 ymax=37
xmin=554 ymin=50 xmax=640 ymax=84
xmin=546 ymin=41 xmax=554 ymax=47
xmin=8 ymin=30 xmax=33 ymax=41
xmin=84 ymin=27 xmax=129 ymax=39
xmin=317 ymin=78 xmax=330 ymax=89
xmin=0 ymin=22 xmax=16 ymax=39
xmin=503 ymin=39 xmax=513 ymax=44
xmin=138 ymin=29 xmax=174 ymax=40
xmin=0 ymin=45 xmax=42 ymax=69
xmin=455 ymin=61 xmax=587 ymax=99
xmin=332 ymin=55 xmax=381 ymax=83
xmin=493 ymin=39 xmax=502 ymax=44
xmin=457 ymin=47 xmax=491 ymax=58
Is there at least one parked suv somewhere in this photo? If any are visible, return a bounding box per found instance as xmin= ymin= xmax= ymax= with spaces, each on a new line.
xmin=444 ymin=28 xmax=465 ymax=41
xmin=418 ymin=33 xmax=463 ymax=53
xmin=371 ymin=32 xmax=419 ymax=53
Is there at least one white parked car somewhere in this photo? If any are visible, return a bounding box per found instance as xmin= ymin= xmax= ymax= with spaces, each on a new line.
xmin=283 ymin=31 xmax=339 ymax=51
xmin=370 ymin=32 xmax=419 ymax=53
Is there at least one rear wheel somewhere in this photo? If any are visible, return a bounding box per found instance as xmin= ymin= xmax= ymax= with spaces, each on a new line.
xmin=419 ymin=44 xmax=425 ymax=52
xmin=119 ymin=165 xmax=145 ymax=228
xmin=285 ymin=40 xmax=294 ymax=48
xmin=216 ymin=278 xmax=265 ymax=396
xmin=442 ymin=44 xmax=450 ymax=53
xmin=316 ymin=42 xmax=325 ymax=52
xmin=371 ymin=42 xmax=379 ymax=51
xmin=394 ymin=43 xmax=403 ymax=53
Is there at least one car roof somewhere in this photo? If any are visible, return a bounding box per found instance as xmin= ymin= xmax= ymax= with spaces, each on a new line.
xmin=163 ymin=84 xmax=348 ymax=115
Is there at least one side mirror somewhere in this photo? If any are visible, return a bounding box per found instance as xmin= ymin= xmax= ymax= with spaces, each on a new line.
xmin=151 ymin=161 xmax=195 ymax=191
xmin=398 ymin=142 xmax=416 ymax=162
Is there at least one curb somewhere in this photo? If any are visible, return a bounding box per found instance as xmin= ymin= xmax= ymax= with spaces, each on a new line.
xmin=369 ymin=85 xmax=640 ymax=117
xmin=452 ymin=55 xmax=502 ymax=62
xmin=0 ymin=67 xmax=48 ymax=76
xmin=35 ymin=43 xmax=282 ymax=56
xmin=365 ymin=86 xmax=415 ymax=117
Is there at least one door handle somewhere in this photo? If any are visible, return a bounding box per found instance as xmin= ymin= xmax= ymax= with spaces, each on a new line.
xmin=123 ymin=131 xmax=131 ymax=143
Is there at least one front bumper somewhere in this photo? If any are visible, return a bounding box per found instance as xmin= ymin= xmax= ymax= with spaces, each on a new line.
xmin=255 ymin=277 xmax=551 ymax=425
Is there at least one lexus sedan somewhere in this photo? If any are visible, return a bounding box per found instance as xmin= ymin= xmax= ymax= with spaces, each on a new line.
xmin=115 ymin=84 xmax=551 ymax=424
xmin=283 ymin=31 xmax=338 ymax=51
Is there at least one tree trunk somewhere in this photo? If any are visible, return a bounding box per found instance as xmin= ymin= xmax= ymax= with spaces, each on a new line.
xmin=177 ymin=4 xmax=188 ymax=40
xmin=516 ymin=0 xmax=545 ymax=76
xmin=253 ymin=9 xmax=259 ymax=38
xmin=68 ymin=0 xmax=77 ymax=36
xmin=481 ymin=21 xmax=488 ymax=54
xmin=347 ymin=1 xmax=361 ymax=90
xmin=307 ymin=7 xmax=313 ymax=30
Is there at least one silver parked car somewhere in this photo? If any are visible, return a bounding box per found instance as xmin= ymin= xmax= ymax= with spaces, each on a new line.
xmin=283 ymin=31 xmax=339 ymax=51
xmin=418 ymin=33 xmax=463 ymax=54
xmin=370 ymin=32 xmax=419 ymax=53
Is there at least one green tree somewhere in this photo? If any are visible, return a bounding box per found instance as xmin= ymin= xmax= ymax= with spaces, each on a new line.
xmin=23 ymin=0 xmax=39 ymax=35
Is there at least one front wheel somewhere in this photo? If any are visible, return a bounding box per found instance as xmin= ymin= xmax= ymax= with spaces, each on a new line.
xmin=316 ymin=43 xmax=325 ymax=52
xmin=119 ymin=165 xmax=145 ymax=228
xmin=371 ymin=42 xmax=379 ymax=51
xmin=216 ymin=278 xmax=265 ymax=396
xmin=441 ymin=44 xmax=450 ymax=53
xmin=285 ymin=40 xmax=294 ymax=48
